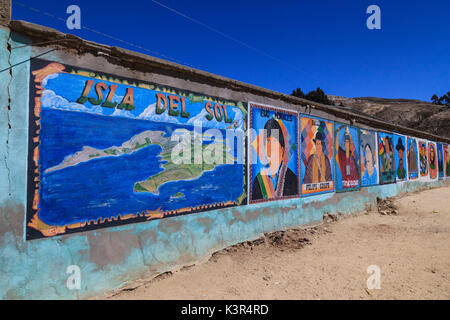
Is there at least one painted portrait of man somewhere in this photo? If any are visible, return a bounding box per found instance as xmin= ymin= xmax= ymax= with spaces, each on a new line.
xmin=428 ymin=142 xmax=437 ymax=179
xmin=334 ymin=123 xmax=360 ymax=191
xmin=394 ymin=136 xmax=406 ymax=181
xmin=419 ymin=141 xmax=428 ymax=177
xmin=304 ymin=131 xmax=332 ymax=184
xmin=437 ymin=143 xmax=444 ymax=179
xmin=300 ymin=116 xmax=334 ymax=196
xmin=250 ymin=104 xmax=299 ymax=202
xmin=378 ymin=132 xmax=396 ymax=184
xmin=407 ymin=137 xmax=418 ymax=179
xmin=381 ymin=137 xmax=394 ymax=172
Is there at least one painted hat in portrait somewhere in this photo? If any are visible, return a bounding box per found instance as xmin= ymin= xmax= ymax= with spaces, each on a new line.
xmin=396 ymin=138 xmax=405 ymax=152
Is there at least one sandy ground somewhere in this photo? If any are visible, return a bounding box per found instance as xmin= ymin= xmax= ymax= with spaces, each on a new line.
xmin=104 ymin=186 xmax=450 ymax=300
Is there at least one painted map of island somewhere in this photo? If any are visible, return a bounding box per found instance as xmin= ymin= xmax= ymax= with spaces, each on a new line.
xmin=46 ymin=128 xmax=235 ymax=195
xmin=27 ymin=59 xmax=247 ymax=240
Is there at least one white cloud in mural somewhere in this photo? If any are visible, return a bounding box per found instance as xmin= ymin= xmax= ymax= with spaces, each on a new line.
xmin=186 ymin=108 xmax=213 ymax=127
xmin=112 ymin=108 xmax=135 ymax=118
xmin=137 ymin=103 xmax=180 ymax=124
xmin=231 ymin=107 xmax=244 ymax=129
xmin=186 ymin=106 xmax=244 ymax=130
xmin=41 ymin=90 xmax=103 ymax=115
xmin=42 ymin=73 xmax=59 ymax=86
xmin=104 ymin=94 xmax=136 ymax=119
xmin=90 ymin=105 xmax=103 ymax=114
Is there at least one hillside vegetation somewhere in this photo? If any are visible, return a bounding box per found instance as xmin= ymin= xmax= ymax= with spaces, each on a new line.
xmin=327 ymin=95 xmax=450 ymax=138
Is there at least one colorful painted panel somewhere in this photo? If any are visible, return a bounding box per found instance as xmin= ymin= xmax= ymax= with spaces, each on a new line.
xmin=437 ymin=143 xmax=444 ymax=180
xmin=26 ymin=59 xmax=247 ymax=240
xmin=419 ymin=140 xmax=428 ymax=178
xmin=393 ymin=134 xmax=407 ymax=181
xmin=444 ymin=144 xmax=450 ymax=178
xmin=249 ymin=103 xmax=299 ymax=203
xmin=359 ymin=129 xmax=379 ymax=187
xmin=334 ymin=123 xmax=360 ymax=192
xmin=428 ymin=142 xmax=438 ymax=180
xmin=406 ymin=137 xmax=419 ymax=180
xmin=378 ymin=132 xmax=396 ymax=184
xmin=300 ymin=116 xmax=334 ymax=196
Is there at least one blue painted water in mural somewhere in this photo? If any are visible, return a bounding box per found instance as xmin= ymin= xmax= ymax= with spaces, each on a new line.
xmin=39 ymin=109 xmax=243 ymax=226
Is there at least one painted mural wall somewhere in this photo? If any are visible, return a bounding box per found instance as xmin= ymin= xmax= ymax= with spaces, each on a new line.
xmin=22 ymin=60 xmax=450 ymax=242
xmin=2 ymin=24 xmax=450 ymax=301
xmin=27 ymin=59 xmax=248 ymax=240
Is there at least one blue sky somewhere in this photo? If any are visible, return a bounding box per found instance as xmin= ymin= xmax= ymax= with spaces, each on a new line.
xmin=12 ymin=0 xmax=450 ymax=101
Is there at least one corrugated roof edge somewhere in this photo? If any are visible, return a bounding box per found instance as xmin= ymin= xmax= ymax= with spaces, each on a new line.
xmin=8 ymin=19 xmax=450 ymax=144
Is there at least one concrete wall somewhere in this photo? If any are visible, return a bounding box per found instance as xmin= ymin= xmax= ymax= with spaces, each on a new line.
xmin=0 ymin=25 xmax=449 ymax=300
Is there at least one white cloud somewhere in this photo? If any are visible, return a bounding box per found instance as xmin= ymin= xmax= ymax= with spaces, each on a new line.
xmin=112 ymin=108 xmax=135 ymax=118
xmin=41 ymin=90 xmax=103 ymax=115
xmin=186 ymin=106 xmax=244 ymax=130
xmin=42 ymin=73 xmax=59 ymax=86
xmin=137 ymin=103 xmax=180 ymax=124
xmin=186 ymin=108 xmax=212 ymax=127
xmin=104 ymin=94 xmax=137 ymax=119
xmin=231 ymin=107 xmax=244 ymax=129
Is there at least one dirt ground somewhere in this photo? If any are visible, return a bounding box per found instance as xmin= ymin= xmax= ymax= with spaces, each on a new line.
xmin=103 ymin=186 xmax=450 ymax=300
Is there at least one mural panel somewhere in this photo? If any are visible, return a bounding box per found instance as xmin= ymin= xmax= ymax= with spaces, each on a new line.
xmin=393 ymin=134 xmax=407 ymax=181
xmin=444 ymin=144 xmax=450 ymax=178
xmin=419 ymin=140 xmax=429 ymax=179
xmin=437 ymin=143 xmax=444 ymax=180
xmin=406 ymin=137 xmax=419 ymax=180
xmin=26 ymin=59 xmax=247 ymax=240
xmin=334 ymin=123 xmax=360 ymax=192
xmin=378 ymin=132 xmax=396 ymax=184
xmin=300 ymin=116 xmax=334 ymax=196
xmin=249 ymin=103 xmax=299 ymax=203
xmin=359 ymin=129 xmax=378 ymax=187
xmin=428 ymin=141 xmax=438 ymax=180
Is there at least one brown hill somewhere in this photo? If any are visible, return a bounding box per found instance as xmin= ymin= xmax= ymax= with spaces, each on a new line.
xmin=327 ymin=96 xmax=450 ymax=139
